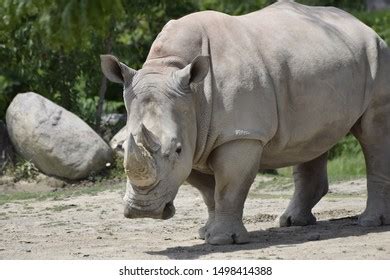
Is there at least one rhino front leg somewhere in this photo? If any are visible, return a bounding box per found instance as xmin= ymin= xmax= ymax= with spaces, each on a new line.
xmin=186 ymin=170 xmax=215 ymax=239
xmin=206 ymin=139 xmax=262 ymax=245
xmin=279 ymin=152 xmax=328 ymax=227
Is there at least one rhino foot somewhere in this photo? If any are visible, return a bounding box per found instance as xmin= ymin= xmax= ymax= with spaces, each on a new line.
xmin=358 ymin=211 xmax=390 ymax=226
xmin=198 ymin=212 xmax=215 ymax=240
xmin=279 ymin=211 xmax=316 ymax=227
xmin=205 ymin=220 xmax=249 ymax=245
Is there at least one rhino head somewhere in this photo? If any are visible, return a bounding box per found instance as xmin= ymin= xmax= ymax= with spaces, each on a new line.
xmin=100 ymin=54 xmax=209 ymax=219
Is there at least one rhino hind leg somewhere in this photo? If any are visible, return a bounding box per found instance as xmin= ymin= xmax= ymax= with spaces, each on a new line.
xmin=351 ymin=48 xmax=390 ymax=226
xmin=186 ymin=170 xmax=215 ymax=239
xmin=279 ymin=152 xmax=328 ymax=227
xmin=206 ymin=139 xmax=262 ymax=245
xmin=351 ymin=135 xmax=390 ymax=226
xmin=352 ymin=130 xmax=390 ymax=226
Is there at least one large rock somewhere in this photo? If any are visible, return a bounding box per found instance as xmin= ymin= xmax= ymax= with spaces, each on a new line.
xmin=6 ymin=92 xmax=113 ymax=180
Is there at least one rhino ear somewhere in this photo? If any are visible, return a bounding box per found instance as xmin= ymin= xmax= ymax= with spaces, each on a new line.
xmin=100 ymin=54 xmax=137 ymax=84
xmin=175 ymin=55 xmax=210 ymax=87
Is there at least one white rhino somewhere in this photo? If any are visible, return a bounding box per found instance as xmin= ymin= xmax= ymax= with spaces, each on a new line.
xmin=101 ymin=1 xmax=390 ymax=245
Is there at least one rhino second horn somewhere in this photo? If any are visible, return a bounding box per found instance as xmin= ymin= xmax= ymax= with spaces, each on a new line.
xmin=124 ymin=133 xmax=157 ymax=187
xmin=139 ymin=124 xmax=161 ymax=152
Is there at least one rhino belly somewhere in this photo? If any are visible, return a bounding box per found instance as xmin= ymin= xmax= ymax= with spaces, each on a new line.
xmin=259 ymin=118 xmax=356 ymax=169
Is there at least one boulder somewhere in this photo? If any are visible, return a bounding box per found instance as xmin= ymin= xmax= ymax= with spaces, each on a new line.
xmin=6 ymin=92 xmax=113 ymax=180
xmin=101 ymin=113 xmax=126 ymax=142
xmin=109 ymin=126 xmax=127 ymax=157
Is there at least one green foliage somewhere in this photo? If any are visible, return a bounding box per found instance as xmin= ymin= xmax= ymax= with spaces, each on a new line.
xmin=0 ymin=0 xmax=388 ymax=135
xmin=327 ymin=151 xmax=366 ymax=182
xmin=328 ymin=135 xmax=362 ymax=160
xmin=0 ymin=76 xmax=16 ymax=118
xmin=297 ymin=0 xmax=366 ymax=11
xmin=0 ymin=0 xmax=196 ymax=124
xmin=278 ymin=149 xmax=366 ymax=182
xmin=103 ymin=155 xmax=126 ymax=180
xmin=198 ymin=0 xmax=269 ymax=14
xmin=355 ymin=10 xmax=390 ymax=44
xmin=1 ymin=0 xmax=124 ymax=49
xmin=14 ymin=159 xmax=39 ymax=181
xmin=278 ymin=133 xmax=366 ymax=181
xmin=0 ymin=0 xmax=105 ymax=120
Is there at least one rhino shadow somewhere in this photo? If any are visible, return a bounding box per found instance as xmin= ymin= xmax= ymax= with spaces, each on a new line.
xmin=146 ymin=216 xmax=390 ymax=259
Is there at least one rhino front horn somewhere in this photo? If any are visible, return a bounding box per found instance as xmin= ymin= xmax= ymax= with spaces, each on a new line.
xmin=126 ymin=133 xmax=142 ymax=160
xmin=139 ymin=123 xmax=161 ymax=152
xmin=124 ymin=133 xmax=157 ymax=187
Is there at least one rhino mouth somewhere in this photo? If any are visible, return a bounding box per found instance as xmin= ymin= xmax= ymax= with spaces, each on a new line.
xmin=123 ymin=199 xmax=175 ymax=220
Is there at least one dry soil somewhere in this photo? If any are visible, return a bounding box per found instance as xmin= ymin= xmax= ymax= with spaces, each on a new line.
xmin=0 ymin=176 xmax=389 ymax=259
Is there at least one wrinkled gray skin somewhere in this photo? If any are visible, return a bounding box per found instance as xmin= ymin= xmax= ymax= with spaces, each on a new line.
xmin=101 ymin=1 xmax=390 ymax=245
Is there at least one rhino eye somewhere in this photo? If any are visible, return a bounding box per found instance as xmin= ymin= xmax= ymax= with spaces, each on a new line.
xmin=175 ymin=145 xmax=182 ymax=155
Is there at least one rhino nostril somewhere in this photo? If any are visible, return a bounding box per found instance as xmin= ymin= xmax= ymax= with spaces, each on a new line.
xmin=162 ymin=201 xmax=175 ymax=220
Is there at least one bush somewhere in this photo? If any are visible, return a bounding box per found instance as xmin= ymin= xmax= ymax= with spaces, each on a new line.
xmin=355 ymin=10 xmax=390 ymax=44
xmin=328 ymin=135 xmax=362 ymax=160
xmin=298 ymin=0 xmax=366 ymax=11
xmin=13 ymin=159 xmax=39 ymax=181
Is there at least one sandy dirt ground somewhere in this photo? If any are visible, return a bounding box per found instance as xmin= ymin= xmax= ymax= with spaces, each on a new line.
xmin=0 ymin=176 xmax=389 ymax=259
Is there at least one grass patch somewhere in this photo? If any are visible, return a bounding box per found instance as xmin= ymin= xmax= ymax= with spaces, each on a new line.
xmin=255 ymin=175 xmax=293 ymax=191
xmin=277 ymin=153 xmax=365 ymax=183
xmin=327 ymin=153 xmax=365 ymax=182
xmin=0 ymin=192 xmax=42 ymax=206
xmin=0 ymin=181 xmax=124 ymax=206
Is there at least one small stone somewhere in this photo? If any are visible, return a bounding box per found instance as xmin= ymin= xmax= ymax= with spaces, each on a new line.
xmin=26 ymin=250 xmax=31 ymax=253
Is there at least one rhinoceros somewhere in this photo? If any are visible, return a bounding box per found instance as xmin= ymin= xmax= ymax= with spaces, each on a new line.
xmin=100 ymin=1 xmax=390 ymax=245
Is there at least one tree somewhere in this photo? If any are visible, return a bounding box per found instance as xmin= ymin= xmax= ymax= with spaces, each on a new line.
xmin=0 ymin=0 xmax=198 ymax=128
xmin=1 ymin=0 xmax=388 ymax=129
